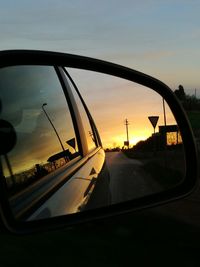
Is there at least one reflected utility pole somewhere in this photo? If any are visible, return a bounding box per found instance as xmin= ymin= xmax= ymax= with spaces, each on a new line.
xmin=42 ymin=103 xmax=65 ymax=152
xmin=162 ymin=98 xmax=167 ymax=128
xmin=162 ymin=98 xmax=167 ymax=168
xmin=124 ymin=118 xmax=130 ymax=149
xmin=162 ymin=98 xmax=167 ymax=145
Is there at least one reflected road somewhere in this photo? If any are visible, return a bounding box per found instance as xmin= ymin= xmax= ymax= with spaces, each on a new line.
xmin=106 ymin=151 xmax=162 ymax=204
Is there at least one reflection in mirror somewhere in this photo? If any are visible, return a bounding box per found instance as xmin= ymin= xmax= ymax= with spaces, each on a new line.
xmin=66 ymin=68 xmax=185 ymax=204
xmin=0 ymin=66 xmax=80 ymax=220
xmin=0 ymin=65 xmax=185 ymax=221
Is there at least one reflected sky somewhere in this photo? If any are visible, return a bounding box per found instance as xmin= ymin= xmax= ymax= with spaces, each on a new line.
xmin=0 ymin=66 xmax=77 ymax=175
xmin=0 ymin=65 xmax=179 ymax=177
xmin=67 ymin=68 xmax=177 ymax=148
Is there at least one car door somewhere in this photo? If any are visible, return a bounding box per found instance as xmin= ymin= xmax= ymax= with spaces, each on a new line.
xmin=0 ymin=64 xmax=110 ymax=221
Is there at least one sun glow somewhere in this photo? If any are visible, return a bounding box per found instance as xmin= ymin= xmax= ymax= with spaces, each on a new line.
xmin=102 ymin=128 xmax=152 ymax=149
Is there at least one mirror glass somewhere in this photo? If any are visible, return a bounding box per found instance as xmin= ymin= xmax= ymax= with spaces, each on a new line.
xmin=0 ymin=65 xmax=185 ymax=221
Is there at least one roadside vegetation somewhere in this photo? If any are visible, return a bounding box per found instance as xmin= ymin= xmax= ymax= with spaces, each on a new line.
xmin=174 ymin=85 xmax=200 ymax=138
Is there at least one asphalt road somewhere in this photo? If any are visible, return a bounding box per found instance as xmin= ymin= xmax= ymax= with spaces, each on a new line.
xmin=106 ymin=151 xmax=162 ymax=204
xmin=106 ymin=151 xmax=200 ymax=228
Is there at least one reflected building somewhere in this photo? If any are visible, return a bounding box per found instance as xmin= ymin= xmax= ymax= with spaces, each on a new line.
xmin=159 ymin=125 xmax=182 ymax=147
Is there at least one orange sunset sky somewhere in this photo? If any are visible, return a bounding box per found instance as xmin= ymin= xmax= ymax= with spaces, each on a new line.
xmin=68 ymin=68 xmax=177 ymax=149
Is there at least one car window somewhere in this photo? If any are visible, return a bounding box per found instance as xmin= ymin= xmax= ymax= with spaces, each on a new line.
xmin=0 ymin=65 xmax=80 ymax=195
xmin=63 ymin=69 xmax=98 ymax=153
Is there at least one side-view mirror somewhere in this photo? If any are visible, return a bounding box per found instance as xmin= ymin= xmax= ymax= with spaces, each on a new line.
xmin=0 ymin=50 xmax=197 ymax=234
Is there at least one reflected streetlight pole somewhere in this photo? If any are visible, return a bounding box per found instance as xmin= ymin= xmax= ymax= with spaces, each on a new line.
xmin=42 ymin=103 xmax=65 ymax=152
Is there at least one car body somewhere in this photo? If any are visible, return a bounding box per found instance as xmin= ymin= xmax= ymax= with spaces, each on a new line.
xmin=0 ymin=63 xmax=111 ymax=221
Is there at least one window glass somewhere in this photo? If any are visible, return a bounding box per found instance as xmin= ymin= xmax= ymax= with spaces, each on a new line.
xmin=0 ymin=66 xmax=79 ymax=195
xmin=64 ymin=69 xmax=97 ymax=152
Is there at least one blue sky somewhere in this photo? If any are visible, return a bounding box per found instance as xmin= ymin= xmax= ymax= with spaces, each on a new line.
xmin=1 ymin=0 xmax=200 ymax=93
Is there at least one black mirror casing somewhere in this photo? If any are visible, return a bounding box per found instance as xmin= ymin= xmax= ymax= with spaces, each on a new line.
xmin=0 ymin=50 xmax=198 ymax=234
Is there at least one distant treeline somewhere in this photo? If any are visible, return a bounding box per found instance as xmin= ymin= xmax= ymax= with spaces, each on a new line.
xmin=174 ymin=85 xmax=200 ymax=111
xmin=105 ymin=147 xmax=121 ymax=152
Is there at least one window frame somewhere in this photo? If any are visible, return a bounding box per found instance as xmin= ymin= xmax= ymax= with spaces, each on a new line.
xmin=54 ymin=66 xmax=84 ymax=157
xmin=62 ymin=67 xmax=102 ymax=148
xmin=0 ymin=65 xmax=88 ymax=220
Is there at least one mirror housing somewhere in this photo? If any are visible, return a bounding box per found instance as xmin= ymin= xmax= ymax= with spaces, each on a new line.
xmin=0 ymin=50 xmax=198 ymax=234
